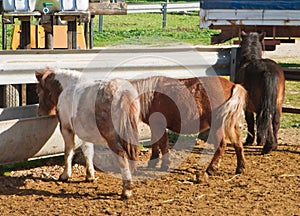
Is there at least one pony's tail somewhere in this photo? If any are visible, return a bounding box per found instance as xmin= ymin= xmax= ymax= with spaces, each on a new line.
xmin=256 ymin=71 xmax=278 ymax=144
xmin=117 ymin=90 xmax=140 ymax=164
xmin=220 ymin=84 xmax=247 ymax=144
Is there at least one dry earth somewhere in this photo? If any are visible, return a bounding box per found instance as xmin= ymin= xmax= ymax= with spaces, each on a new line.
xmin=0 ymin=127 xmax=299 ymax=216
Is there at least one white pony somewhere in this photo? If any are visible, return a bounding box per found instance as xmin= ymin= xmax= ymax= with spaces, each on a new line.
xmin=35 ymin=67 xmax=140 ymax=199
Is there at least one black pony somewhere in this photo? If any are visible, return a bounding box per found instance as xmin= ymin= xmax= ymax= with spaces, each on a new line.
xmin=235 ymin=32 xmax=285 ymax=154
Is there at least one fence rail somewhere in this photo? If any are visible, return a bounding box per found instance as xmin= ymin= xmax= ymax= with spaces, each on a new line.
xmin=127 ymin=2 xmax=200 ymax=13
xmin=0 ymin=46 xmax=299 ymax=164
xmin=97 ymin=2 xmax=200 ymax=30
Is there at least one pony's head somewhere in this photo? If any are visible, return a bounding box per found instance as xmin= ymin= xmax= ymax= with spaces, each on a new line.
xmin=240 ymin=31 xmax=265 ymax=61
xmin=35 ymin=67 xmax=62 ymax=116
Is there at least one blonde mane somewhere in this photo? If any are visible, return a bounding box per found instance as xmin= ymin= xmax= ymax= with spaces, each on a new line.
xmin=131 ymin=76 xmax=160 ymax=119
xmin=53 ymin=68 xmax=86 ymax=90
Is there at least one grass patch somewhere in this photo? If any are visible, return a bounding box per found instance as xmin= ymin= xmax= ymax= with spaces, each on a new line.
xmin=0 ymin=13 xmax=217 ymax=49
xmin=281 ymin=81 xmax=300 ymax=128
xmin=93 ymin=13 xmax=217 ymax=47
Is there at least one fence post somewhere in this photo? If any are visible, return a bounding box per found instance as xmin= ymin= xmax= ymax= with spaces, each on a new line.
xmin=98 ymin=15 xmax=104 ymax=32
xmin=161 ymin=3 xmax=167 ymax=28
xmin=230 ymin=47 xmax=238 ymax=81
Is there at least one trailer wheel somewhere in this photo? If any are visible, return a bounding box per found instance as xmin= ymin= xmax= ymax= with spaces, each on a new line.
xmin=2 ymin=84 xmax=20 ymax=108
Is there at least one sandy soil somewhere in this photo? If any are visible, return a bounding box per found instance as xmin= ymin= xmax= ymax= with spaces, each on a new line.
xmin=0 ymin=127 xmax=299 ymax=216
xmin=264 ymin=39 xmax=300 ymax=63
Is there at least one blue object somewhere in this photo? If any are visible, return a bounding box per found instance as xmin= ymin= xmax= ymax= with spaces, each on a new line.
xmin=201 ymin=0 xmax=300 ymax=10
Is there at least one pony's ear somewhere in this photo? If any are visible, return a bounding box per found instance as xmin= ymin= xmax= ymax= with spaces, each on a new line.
xmin=44 ymin=71 xmax=55 ymax=82
xmin=259 ymin=32 xmax=266 ymax=41
xmin=241 ymin=31 xmax=247 ymax=39
xmin=35 ymin=71 xmax=43 ymax=82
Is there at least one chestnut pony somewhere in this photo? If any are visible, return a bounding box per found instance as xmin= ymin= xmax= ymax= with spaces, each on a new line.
xmin=35 ymin=67 xmax=140 ymax=199
xmin=130 ymin=76 xmax=247 ymax=179
xmin=236 ymin=32 xmax=285 ymax=154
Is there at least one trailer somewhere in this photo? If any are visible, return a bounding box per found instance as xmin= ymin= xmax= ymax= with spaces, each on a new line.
xmin=200 ymin=0 xmax=300 ymax=49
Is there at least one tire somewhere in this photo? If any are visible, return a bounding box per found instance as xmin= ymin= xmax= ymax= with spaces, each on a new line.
xmin=2 ymin=84 xmax=20 ymax=108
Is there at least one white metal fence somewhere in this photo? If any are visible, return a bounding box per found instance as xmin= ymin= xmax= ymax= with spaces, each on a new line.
xmin=127 ymin=2 xmax=200 ymax=13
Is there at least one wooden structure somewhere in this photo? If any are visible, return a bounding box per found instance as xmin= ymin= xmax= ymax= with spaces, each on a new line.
xmin=1 ymin=0 xmax=127 ymax=50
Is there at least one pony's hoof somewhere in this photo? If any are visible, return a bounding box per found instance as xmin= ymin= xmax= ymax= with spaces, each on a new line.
xmin=243 ymin=142 xmax=254 ymax=146
xmin=235 ymin=167 xmax=245 ymax=175
xmin=262 ymin=145 xmax=277 ymax=155
xmin=121 ymin=189 xmax=132 ymax=199
xmin=85 ymin=177 xmax=95 ymax=182
xmin=196 ymin=172 xmax=209 ymax=185
xmin=205 ymin=167 xmax=215 ymax=176
xmin=58 ymin=174 xmax=69 ymax=182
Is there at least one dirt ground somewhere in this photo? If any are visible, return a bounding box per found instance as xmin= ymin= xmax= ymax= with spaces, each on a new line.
xmin=0 ymin=127 xmax=299 ymax=216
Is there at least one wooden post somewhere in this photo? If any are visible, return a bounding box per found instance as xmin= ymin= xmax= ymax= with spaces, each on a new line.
xmin=2 ymin=18 xmax=7 ymax=50
xmin=40 ymin=14 xmax=54 ymax=49
xmin=21 ymin=84 xmax=27 ymax=106
xmin=68 ymin=19 xmax=77 ymax=49
xmin=98 ymin=15 xmax=104 ymax=32
xmin=84 ymin=22 xmax=89 ymax=48
xmin=230 ymin=47 xmax=238 ymax=81
xmin=161 ymin=3 xmax=167 ymax=29
xmin=20 ymin=17 xmax=31 ymax=49
xmin=89 ymin=15 xmax=94 ymax=49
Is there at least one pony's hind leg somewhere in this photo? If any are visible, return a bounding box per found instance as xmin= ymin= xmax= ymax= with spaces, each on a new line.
xmin=262 ymin=111 xmax=280 ymax=154
xmin=148 ymin=142 xmax=160 ymax=169
xmin=272 ymin=107 xmax=281 ymax=146
xmin=81 ymin=142 xmax=95 ymax=182
xmin=233 ymin=126 xmax=246 ymax=174
xmin=59 ymin=127 xmax=76 ymax=181
xmin=114 ymin=152 xmax=133 ymax=199
xmin=205 ymin=137 xmax=227 ymax=176
xmin=263 ymin=106 xmax=282 ymax=155
xmin=244 ymin=111 xmax=255 ymax=146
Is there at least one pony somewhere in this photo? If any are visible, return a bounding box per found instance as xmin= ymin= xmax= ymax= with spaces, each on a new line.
xmin=236 ymin=32 xmax=285 ymax=154
xmin=130 ymin=76 xmax=247 ymax=179
xmin=35 ymin=67 xmax=140 ymax=199
xmin=66 ymin=75 xmax=246 ymax=181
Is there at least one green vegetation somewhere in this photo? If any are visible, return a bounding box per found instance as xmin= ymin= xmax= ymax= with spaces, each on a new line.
xmin=93 ymin=12 xmax=217 ymax=47
xmin=281 ymin=81 xmax=300 ymax=128
xmin=0 ymin=12 xmax=217 ymax=49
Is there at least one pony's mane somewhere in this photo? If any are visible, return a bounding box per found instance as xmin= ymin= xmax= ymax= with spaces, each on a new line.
xmin=131 ymin=76 xmax=160 ymax=119
xmin=52 ymin=68 xmax=86 ymax=90
xmin=240 ymin=32 xmax=263 ymax=64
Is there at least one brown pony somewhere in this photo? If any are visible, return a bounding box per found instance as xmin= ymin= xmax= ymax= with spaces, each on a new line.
xmin=236 ymin=32 xmax=285 ymax=154
xmin=131 ymin=76 xmax=247 ymax=179
xmin=35 ymin=67 xmax=140 ymax=199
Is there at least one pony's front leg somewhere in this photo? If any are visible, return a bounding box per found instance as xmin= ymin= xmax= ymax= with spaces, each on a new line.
xmin=59 ymin=127 xmax=75 ymax=181
xmin=245 ymin=111 xmax=255 ymax=146
xmin=147 ymin=126 xmax=162 ymax=169
xmin=158 ymin=131 xmax=170 ymax=171
xmin=81 ymin=142 xmax=95 ymax=182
